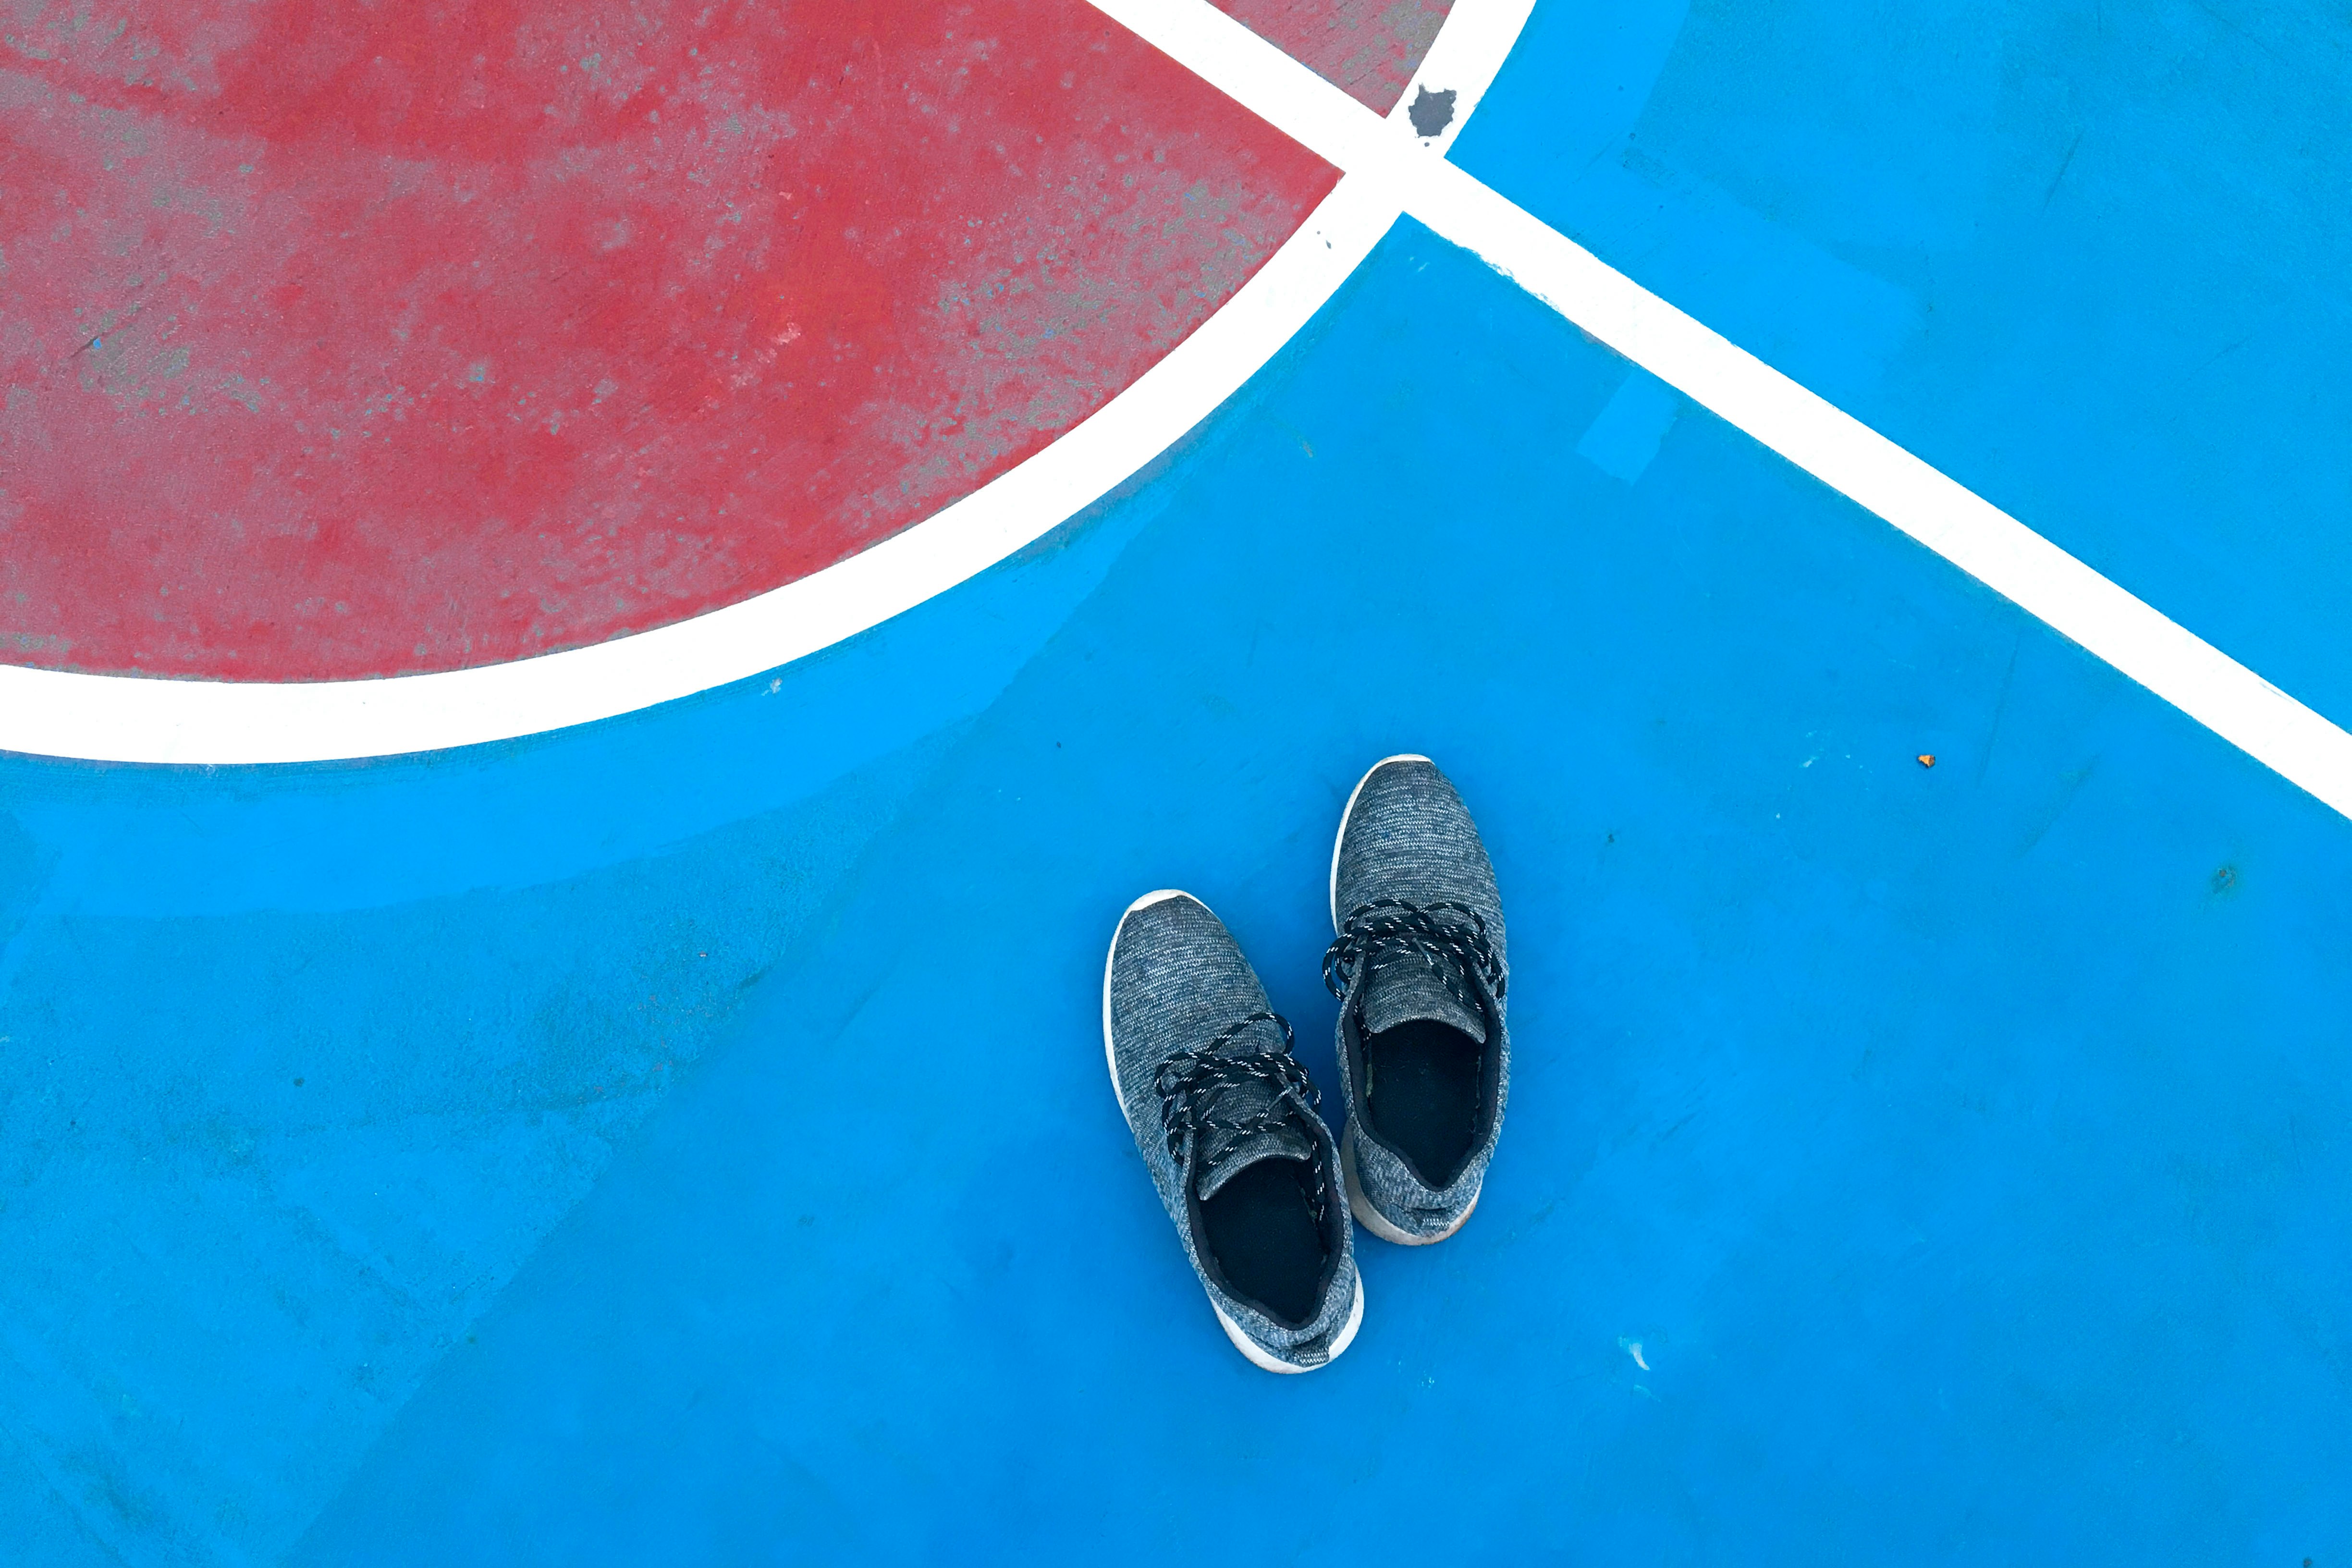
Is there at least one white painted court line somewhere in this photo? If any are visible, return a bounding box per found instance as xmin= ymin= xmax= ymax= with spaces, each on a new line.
xmin=1087 ymin=0 xmax=2352 ymax=823
xmin=12 ymin=0 xmax=2344 ymax=818
xmin=0 ymin=1 xmax=1537 ymax=766
xmin=0 ymin=190 xmax=1395 ymax=763
xmin=0 ymin=180 xmax=1394 ymax=764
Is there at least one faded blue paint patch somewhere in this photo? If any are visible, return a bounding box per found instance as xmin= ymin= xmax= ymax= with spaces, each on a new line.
xmin=1462 ymin=126 xmax=1928 ymax=406
xmin=1576 ymin=366 xmax=1681 ymax=482
xmin=1447 ymin=0 xmax=1927 ymax=405
xmin=1471 ymin=0 xmax=1689 ymax=170
xmin=0 ymin=745 xmax=948 ymax=1567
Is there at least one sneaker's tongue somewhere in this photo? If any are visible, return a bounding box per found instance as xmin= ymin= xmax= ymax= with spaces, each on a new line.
xmin=1361 ymin=957 xmax=1487 ymax=1044
xmin=1194 ymin=1111 xmax=1315 ymax=1201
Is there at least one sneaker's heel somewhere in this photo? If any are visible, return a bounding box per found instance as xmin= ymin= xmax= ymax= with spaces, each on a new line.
xmin=1341 ymin=1124 xmax=1479 ymax=1246
xmin=1210 ymin=1271 xmax=1365 ymax=1373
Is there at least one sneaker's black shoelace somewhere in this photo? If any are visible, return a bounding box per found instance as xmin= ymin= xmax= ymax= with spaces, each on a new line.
xmin=1322 ymin=898 xmax=1507 ymax=1016
xmin=1153 ymin=1011 xmax=1331 ymax=1223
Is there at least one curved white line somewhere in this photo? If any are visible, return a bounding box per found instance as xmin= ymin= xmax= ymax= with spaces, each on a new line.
xmin=0 ymin=1 xmax=1532 ymax=765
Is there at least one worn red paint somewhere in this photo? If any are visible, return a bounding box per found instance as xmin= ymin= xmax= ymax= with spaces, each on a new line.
xmin=1211 ymin=0 xmax=1454 ymax=113
xmin=0 ymin=0 xmax=1334 ymax=679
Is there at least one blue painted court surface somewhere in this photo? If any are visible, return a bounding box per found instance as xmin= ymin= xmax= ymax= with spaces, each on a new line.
xmin=6 ymin=3 xmax=2352 ymax=1562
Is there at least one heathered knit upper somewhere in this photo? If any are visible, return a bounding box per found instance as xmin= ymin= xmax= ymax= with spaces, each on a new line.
xmin=1331 ymin=759 xmax=1511 ymax=1240
xmin=1107 ymin=893 xmax=1358 ymax=1367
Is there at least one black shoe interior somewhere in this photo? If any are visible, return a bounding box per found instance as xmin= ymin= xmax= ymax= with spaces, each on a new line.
xmin=1364 ymin=1018 xmax=1482 ymax=1189
xmin=1200 ymin=1158 xmax=1329 ymax=1327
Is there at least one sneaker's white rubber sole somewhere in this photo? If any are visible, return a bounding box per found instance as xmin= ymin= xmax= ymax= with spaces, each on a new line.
xmin=1213 ymin=1268 xmax=1364 ymax=1374
xmin=1103 ymin=888 xmax=1366 ymax=1373
xmin=1329 ymin=754 xmax=1433 ymax=930
xmin=1341 ymin=1124 xmax=1479 ymax=1247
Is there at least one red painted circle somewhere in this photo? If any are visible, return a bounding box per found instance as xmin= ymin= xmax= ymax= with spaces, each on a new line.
xmin=0 ymin=0 xmax=1334 ymax=679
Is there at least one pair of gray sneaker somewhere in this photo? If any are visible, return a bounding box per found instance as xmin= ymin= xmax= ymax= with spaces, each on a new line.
xmin=1102 ymin=756 xmax=1510 ymax=1372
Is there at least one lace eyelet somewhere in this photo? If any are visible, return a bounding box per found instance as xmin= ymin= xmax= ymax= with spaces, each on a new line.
xmin=1322 ymin=898 xmax=1507 ymax=1007
xmin=1152 ymin=1010 xmax=1331 ymax=1225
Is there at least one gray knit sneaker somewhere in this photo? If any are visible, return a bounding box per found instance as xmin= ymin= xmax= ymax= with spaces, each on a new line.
xmin=1325 ymin=756 xmax=1509 ymax=1246
xmin=1103 ymin=891 xmax=1363 ymax=1372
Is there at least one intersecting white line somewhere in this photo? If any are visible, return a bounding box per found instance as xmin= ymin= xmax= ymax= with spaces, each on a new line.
xmin=1088 ymin=0 xmax=2352 ymax=823
xmin=8 ymin=0 xmax=2347 ymax=810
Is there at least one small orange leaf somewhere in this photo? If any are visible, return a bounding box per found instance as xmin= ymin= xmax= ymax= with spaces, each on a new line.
xmin=1917 ymin=754 xmax=1936 ymax=768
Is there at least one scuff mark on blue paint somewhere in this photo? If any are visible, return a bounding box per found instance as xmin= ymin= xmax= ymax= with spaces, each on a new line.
xmin=1575 ymin=367 xmax=1681 ymax=482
